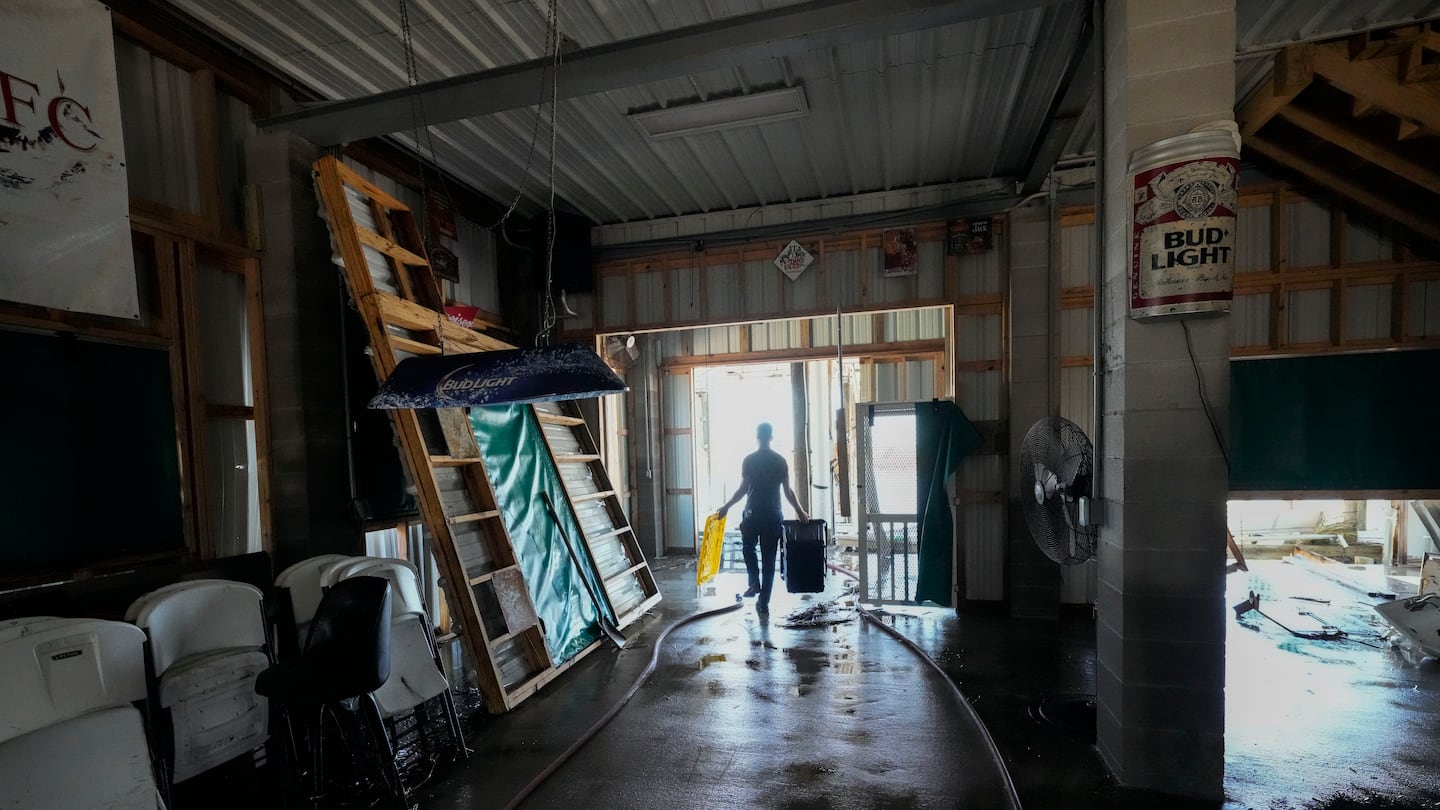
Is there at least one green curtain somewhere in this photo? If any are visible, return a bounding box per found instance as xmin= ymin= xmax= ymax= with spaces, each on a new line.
xmin=913 ymin=401 xmax=981 ymax=606
xmin=470 ymin=405 xmax=603 ymax=664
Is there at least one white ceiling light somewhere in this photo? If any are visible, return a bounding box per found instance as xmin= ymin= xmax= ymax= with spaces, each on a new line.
xmin=630 ymin=85 xmax=809 ymax=140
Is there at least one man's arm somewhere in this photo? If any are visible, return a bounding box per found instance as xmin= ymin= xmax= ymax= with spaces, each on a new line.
xmin=782 ymin=479 xmax=810 ymax=522
xmin=716 ymin=477 xmax=749 ymax=519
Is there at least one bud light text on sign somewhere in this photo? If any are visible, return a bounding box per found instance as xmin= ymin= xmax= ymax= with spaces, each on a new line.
xmin=1130 ymin=154 xmax=1239 ymax=319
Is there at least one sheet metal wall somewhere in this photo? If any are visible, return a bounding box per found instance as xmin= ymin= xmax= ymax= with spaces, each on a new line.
xmin=340 ymin=159 xmax=501 ymax=318
xmin=582 ymin=224 xmax=953 ymax=334
xmin=115 ymin=37 xmax=202 ymax=213
xmin=954 ymin=245 xmax=1006 ymax=603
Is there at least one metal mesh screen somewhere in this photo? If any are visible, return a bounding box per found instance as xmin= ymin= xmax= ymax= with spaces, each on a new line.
xmin=858 ymin=407 xmax=921 ymax=603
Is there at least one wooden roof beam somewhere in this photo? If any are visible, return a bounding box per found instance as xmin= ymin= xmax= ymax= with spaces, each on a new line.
xmin=1310 ymin=41 xmax=1440 ymax=133
xmin=1274 ymin=105 xmax=1440 ymax=192
xmin=1247 ymin=134 xmax=1440 ymax=244
xmin=1238 ymin=46 xmax=1314 ymax=138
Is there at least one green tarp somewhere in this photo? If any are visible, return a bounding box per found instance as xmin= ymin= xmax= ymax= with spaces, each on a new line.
xmin=470 ymin=405 xmax=606 ymax=664
xmin=913 ymin=400 xmax=982 ymax=607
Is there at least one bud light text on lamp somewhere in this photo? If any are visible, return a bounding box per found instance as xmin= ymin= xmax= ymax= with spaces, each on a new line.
xmin=368 ymin=343 xmax=627 ymax=409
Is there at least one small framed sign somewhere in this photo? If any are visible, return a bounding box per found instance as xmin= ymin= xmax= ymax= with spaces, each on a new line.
xmin=948 ymin=218 xmax=992 ymax=255
xmin=882 ymin=228 xmax=919 ymax=277
xmin=427 ymin=189 xmax=458 ymax=239
xmin=774 ymin=240 xmax=814 ymax=281
xmin=430 ymin=244 xmax=460 ymax=282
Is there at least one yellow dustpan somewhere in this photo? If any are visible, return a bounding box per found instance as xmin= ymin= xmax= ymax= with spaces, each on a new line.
xmin=697 ymin=513 xmax=726 ymax=586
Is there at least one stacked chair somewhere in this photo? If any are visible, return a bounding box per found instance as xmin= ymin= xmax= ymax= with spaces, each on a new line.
xmin=0 ymin=617 xmax=167 ymax=808
xmin=273 ymin=554 xmax=352 ymax=659
xmin=125 ymin=580 xmax=273 ymax=790
xmin=257 ymin=575 xmax=403 ymax=808
xmin=318 ymin=556 xmax=467 ymax=758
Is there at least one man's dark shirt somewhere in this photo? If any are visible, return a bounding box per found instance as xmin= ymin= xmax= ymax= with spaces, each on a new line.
xmin=742 ymin=448 xmax=788 ymax=519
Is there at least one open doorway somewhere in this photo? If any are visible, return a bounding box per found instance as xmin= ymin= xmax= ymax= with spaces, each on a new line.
xmin=1223 ymin=496 xmax=1440 ymax=804
xmin=692 ymin=358 xmax=861 ymax=547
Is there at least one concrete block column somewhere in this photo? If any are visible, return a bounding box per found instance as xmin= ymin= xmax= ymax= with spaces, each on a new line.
xmin=1096 ymin=0 xmax=1234 ymax=799
xmin=245 ymin=132 xmax=361 ymax=567
xmin=1007 ymin=201 xmax=1061 ymax=616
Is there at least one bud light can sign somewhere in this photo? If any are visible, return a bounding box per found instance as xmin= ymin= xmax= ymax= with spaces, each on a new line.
xmin=1128 ymin=127 xmax=1240 ymax=319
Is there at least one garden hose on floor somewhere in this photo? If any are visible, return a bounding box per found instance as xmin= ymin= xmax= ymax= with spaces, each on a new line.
xmin=825 ymin=561 xmax=1023 ymax=810
xmin=504 ymin=566 xmax=1023 ymax=810
xmin=500 ymin=599 xmax=744 ymax=810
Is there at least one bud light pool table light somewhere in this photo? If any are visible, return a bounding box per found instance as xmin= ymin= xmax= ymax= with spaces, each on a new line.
xmin=369 ymin=343 xmax=627 ymax=409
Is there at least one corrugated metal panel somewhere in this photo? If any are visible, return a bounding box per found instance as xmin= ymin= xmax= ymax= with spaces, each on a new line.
xmin=1059 ymin=365 xmax=1093 ymax=434
xmin=957 ymin=370 xmax=1001 ymax=420
xmin=960 ymin=453 xmax=1003 ymax=492
xmin=842 ymin=311 xmax=875 ymax=344
xmin=885 ymin=307 xmax=946 ymax=342
xmin=1236 ymin=204 xmax=1272 ymax=273
xmin=1407 ymin=279 xmax=1440 ymax=337
xmin=1346 ymin=284 xmax=1392 ymax=342
xmin=956 ymin=245 xmax=1002 ymax=296
xmin=634 ymin=269 xmax=666 ymax=324
xmin=750 ymin=319 xmax=804 ymax=351
xmin=1347 ymin=213 xmax=1395 ymax=265
xmin=957 ymin=314 xmax=1002 ymax=361
xmin=171 ymin=0 xmax=1085 ymax=224
xmin=1060 ymin=308 xmax=1090 ymax=357
xmin=593 ymin=180 xmax=1009 ymax=246
xmin=963 ymin=501 xmax=1004 ymax=601
xmin=1060 ymin=223 xmax=1092 ymax=288
xmin=743 ymin=259 xmax=780 ymax=308
xmin=916 ymin=241 xmax=946 ymax=299
xmin=705 ymin=262 xmax=742 ymax=322
xmin=1287 ymin=288 xmax=1332 ymax=344
xmin=115 ymin=37 xmax=201 ymax=212
xmin=1232 ymin=292 xmax=1272 ymax=347
xmin=601 ymin=274 xmax=629 ymax=327
xmin=1237 ymin=0 xmax=1440 ymax=50
xmin=1236 ymin=1 xmax=1440 ymax=102
xmin=1288 ymin=198 xmax=1331 ymax=268
xmin=667 ymin=266 xmax=699 ymax=323
xmin=216 ymin=90 xmax=257 ymax=230
xmin=662 ymin=370 xmax=696 ymax=550
xmin=691 ymin=324 xmax=744 ymax=356
xmin=455 ymin=215 xmax=500 ymax=313
xmin=656 ymin=331 xmax=687 ymax=361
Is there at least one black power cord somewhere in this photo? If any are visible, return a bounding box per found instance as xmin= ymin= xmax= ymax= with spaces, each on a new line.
xmin=1180 ymin=319 xmax=1231 ymax=470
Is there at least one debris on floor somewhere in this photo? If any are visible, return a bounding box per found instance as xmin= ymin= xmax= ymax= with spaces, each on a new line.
xmin=781 ymin=599 xmax=857 ymax=628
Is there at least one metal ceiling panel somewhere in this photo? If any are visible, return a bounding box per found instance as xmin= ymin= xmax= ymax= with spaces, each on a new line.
xmin=167 ymin=0 xmax=1085 ymax=224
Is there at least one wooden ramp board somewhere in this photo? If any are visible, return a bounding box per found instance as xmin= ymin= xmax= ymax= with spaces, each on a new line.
xmin=312 ymin=155 xmax=613 ymax=713
xmin=533 ymin=400 xmax=661 ymax=629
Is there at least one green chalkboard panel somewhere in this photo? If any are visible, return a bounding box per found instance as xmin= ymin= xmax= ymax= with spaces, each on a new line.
xmin=1230 ymin=350 xmax=1440 ymax=491
xmin=0 ymin=330 xmax=184 ymax=576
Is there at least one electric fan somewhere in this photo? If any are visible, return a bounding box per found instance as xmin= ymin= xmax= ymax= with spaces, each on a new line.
xmin=603 ymin=334 xmax=640 ymax=372
xmin=1020 ymin=416 xmax=1099 ymax=740
xmin=1020 ymin=416 xmax=1097 ymax=565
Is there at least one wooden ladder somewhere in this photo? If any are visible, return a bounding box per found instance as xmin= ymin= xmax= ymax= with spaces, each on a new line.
xmin=532 ymin=400 xmax=661 ymax=628
xmin=312 ymin=156 xmax=600 ymax=712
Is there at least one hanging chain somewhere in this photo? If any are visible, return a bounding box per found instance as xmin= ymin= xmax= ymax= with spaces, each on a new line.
xmin=397 ymin=0 xmax=461 ymax=255
xmin=537 ymin=0 xmax=563 ymax=347
xmin=491 ymin=0 xmax=561 ymax=231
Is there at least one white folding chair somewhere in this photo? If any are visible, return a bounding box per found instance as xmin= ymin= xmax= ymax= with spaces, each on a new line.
xmin=274 ymin=554 xmax=351 ymax=651
xmin=0 ymin=619 xmax=164 ymax=809
xmin=127 ymin=580 xmax=270 ymax=784
xmin=323 ymin=557 xmax=467 ymax=757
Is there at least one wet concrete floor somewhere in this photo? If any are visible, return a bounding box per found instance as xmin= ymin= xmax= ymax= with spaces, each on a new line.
xmin=420 ymin=556 xmax=1440 ymax=810
xmin=421 ymin=558 xmax=1016 ymax=809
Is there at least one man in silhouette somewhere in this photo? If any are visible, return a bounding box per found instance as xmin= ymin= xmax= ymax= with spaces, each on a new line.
xmin=717 ymin=422 xmax=809 ymax=615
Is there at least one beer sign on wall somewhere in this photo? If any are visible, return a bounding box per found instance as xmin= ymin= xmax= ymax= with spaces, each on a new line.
xmin=1 ymin=0 xmax=138 ymax=320
xmin=1128 ymin=127 xmax=1240 ymax=320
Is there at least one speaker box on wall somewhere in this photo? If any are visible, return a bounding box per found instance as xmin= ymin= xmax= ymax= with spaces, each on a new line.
xmin=530 ymin=210 xmax=595 ymax=293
